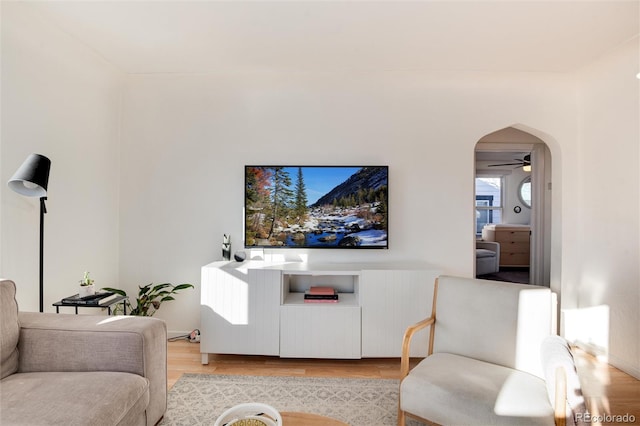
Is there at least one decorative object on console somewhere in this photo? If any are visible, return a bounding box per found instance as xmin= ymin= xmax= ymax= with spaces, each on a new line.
xmin=245 ymin=166 xmax=388 ymax=249
xmin=234 ymin=251 xmax=246 ymax=262
xmin=102 ymin=282 xmax=194 ymax=316
xmin=7 ymin=153 xmax=51 ymax=312
xmin=78 ymin=271 xmax=96 ymax=297
xmin=222 ymin=234 xmax=231 ymax=260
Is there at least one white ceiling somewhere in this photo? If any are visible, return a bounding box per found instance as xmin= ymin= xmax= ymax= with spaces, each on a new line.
xmin=22 ymin=1 xmax=639 ymax=75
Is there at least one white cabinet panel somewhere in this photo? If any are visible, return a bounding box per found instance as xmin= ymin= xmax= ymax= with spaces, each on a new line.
xmin=360 ymin=269 xmax=438 ymax=357
xmin=280 ymin=304 xmax=361 ymax=359
xmin=200 ymin=262 xmax=280 ymax=362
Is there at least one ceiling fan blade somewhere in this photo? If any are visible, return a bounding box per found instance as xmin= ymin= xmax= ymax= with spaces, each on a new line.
xmin=488 ymin=162 xmax=523 ymax=167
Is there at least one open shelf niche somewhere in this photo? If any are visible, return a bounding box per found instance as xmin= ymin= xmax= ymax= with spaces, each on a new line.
xmin=281 ymin=268 xmax=359 ymax=307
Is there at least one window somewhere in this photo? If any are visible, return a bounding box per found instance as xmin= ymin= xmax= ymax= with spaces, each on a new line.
xmin=519 ymin=176 xmax=531 ymax=208
xmin=475 ymin=177 xmax=503 ymax=236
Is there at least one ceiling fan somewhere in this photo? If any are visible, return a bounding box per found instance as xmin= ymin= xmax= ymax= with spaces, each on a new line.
xmin=488 ymin=154 xmax=531 ymax=170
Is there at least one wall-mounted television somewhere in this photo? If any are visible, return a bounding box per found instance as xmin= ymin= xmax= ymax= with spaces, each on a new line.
xmin=245 ymin=166 xmax=388 ymax=249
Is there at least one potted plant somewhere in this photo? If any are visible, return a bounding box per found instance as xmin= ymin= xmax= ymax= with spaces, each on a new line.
xmin=102 ymin=282 xmax=193 ymax=316
xmin=78 ymin=271 xmax=95 ymax=298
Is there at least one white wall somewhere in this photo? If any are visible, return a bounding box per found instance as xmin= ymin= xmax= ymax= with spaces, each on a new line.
xmin=119 ymin=71 xmax=575 ymax=333
xmin=0 ymin=3 xmax=124 ymax=311
xmin=564 ymin=37 xmax=639 ymax=377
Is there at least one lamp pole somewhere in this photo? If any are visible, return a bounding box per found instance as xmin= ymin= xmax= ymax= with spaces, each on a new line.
xmin=39 ymin=197 xmax=47 ymax=312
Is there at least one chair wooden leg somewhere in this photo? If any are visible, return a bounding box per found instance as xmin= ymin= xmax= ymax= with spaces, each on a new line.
xmin=398 ymin=407 xmax=406 ymax=426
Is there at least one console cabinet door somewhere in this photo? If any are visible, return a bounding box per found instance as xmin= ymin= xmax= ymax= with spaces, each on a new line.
xmin=201 ymin=265 xmax=281 ymax=357
xmin=360 ymin=269 xmax=437 ymax=357
xmin=280 ymin=304 xmax=361 ymax=359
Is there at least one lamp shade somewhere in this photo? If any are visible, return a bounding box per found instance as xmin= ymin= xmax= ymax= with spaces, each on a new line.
xmin=8 ymin=154 xmax=51 ymax=198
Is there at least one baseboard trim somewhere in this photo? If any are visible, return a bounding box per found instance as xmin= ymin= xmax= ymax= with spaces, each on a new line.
xmin=607 ymin=353 xmax=640 ymax=380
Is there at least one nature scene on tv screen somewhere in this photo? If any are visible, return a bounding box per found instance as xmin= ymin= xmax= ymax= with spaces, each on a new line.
xmin=245 ymin=166 xmax=388 ymax=248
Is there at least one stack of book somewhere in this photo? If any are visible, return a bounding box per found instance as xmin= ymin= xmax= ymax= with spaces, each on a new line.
xmin=60 ymin=291 xmax=118 ymax=306
xmin=304 ymin=286 xmax=339 ymax=303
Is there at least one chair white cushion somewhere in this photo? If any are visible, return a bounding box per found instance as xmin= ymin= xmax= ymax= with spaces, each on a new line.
xmin=433 ymin=276 xmax=552 ymax=378
xmin=401 ymin=353 xmax=554 ymax=425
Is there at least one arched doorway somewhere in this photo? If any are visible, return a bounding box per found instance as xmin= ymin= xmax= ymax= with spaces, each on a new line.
xmin=474 ymin=127 xmax=552 ymax=287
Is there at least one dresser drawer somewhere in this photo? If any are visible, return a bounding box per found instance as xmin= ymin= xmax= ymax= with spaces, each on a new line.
xmin=499 ymin=242 xmax=529 ymax=254
xmin=500 ymin=252 xmax=530 ymax=266
xmin=495 ymin=230 xmax=530 ymax=242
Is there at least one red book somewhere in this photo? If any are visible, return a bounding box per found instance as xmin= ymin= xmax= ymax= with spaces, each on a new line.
xmin=308 ymin=286 xmax=336 ymax=295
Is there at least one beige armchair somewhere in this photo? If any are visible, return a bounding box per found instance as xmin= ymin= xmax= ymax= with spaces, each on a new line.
xmin=398 ymin=276 xmax=584 ymax=426
xmin=0 ymin=279 xmax=167 ymax=426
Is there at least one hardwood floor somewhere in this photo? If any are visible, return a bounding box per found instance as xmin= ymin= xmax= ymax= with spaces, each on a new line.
xmin=572 ymin=347 xmax=640 ymax=424
xmin=167 ymin=339 xmax=406 ymax=388
xmin=168 ymin=340 xmax=640 ymax=424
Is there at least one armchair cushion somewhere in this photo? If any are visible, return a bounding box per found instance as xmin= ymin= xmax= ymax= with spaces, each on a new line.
xmin=0 ymin=279 xmax=19 ymax=379
xmin=0 ymin=371 xmax=149 ymax=426
xmin=400 ymin=353 xmax=554 ymax=425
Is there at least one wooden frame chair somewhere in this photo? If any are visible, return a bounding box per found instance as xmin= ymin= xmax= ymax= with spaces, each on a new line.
xmin=398 ymin=276 xmax=584 ymax=426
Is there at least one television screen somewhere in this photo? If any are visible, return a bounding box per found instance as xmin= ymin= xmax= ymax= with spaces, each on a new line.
xmin=245 ymin=166 xmax=388 ymax=249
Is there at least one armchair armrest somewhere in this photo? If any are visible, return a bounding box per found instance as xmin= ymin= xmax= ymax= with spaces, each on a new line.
xmin=18 ymin=312 xmax=167 ymax=425
xmin=476 ymin=241 xmax=500 ymax=266
xmin=400 ymin=316 xmax=435 ymax=379
xmin=476 ymin=241 xmax=499 ymax=252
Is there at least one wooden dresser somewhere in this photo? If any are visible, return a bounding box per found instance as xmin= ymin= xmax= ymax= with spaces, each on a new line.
xmin=482 ymin=224 xmax=530 ymax=267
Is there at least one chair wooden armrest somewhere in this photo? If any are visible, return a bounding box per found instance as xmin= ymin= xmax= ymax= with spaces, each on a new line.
xmin=400 ymin=316 xmax=435 ymax=379
xmin=555 ymin=366 xmax=567 ymax=426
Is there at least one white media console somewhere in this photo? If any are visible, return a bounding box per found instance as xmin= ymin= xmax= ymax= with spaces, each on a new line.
xmin=200 ymin=260 xmax=440 ymax=363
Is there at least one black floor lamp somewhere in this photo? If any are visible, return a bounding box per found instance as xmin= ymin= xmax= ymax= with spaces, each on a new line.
xmin=8 ymin=154 xmax=51 ymax=313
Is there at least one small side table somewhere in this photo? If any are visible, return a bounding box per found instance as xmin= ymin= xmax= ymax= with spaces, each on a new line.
xmin=53 ymin=295 xmax=129 ymax=315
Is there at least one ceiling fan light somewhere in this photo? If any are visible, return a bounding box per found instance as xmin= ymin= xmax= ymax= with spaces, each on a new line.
xmin=522 ymin=164 xmax=532 ymax=172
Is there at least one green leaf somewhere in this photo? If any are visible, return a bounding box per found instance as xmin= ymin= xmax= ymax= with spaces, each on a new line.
xmin=151 ymin=283 xmax=172 ymax=292
xmin=173 ymin=283 xmax=194 ymax=291
xmin=101 ymin=287 xmax=127 ymax=297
